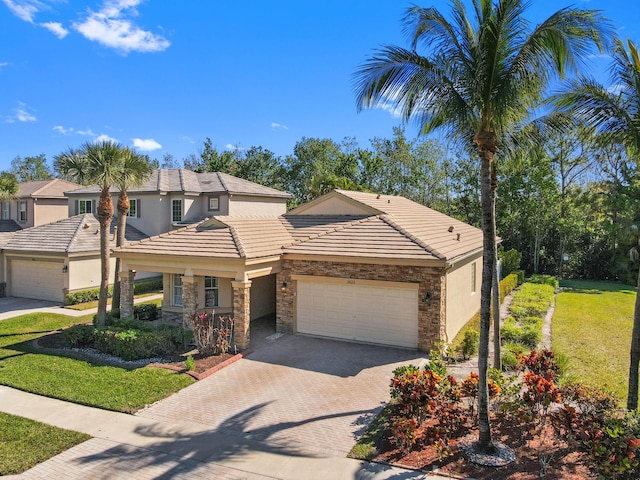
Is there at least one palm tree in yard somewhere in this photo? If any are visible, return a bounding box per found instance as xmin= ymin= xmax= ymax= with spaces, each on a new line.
xmin=555 ymin=39 xmax=640 ymax=411
xmin=54 ymin=140 xmax=126 ymax=327
xmin=110 ymin=150 xmax=153 ymax=314
xmin=355 ymin=0 xmax=609 ymax=452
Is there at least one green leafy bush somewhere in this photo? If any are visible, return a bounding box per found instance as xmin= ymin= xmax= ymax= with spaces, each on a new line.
xmin=499 ymin=247 xmax=522 ymax=278
xmin=528 ymin=274 xmax=559 ymax=290
xmin=515 ymin=270 xmax=525 ymax=285
xmin=392 ymin=364 xmax=420 ymax=377
xmin=65 ymin=286 xmax=114 ymax=305
xmin=459 ymin=329 xmax=479 ymax=360
xmin=499 ymin=273 xmax=519 ymax=303
xmin=185 ymin=355 xmax=195 ymax=371
xmin=134 ymin=303 xmax=158 ymax=321
xmin=63 ymin=324 xmax=95 ymax=348
xmin=133 ymin=278 xmax=162 ymax=295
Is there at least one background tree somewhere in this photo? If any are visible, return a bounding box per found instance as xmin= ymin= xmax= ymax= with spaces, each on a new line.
xmin=555 ymin=38 xmax=640 ymax=411
xmin=355 ymin=0 xmax=609 ymax=451
xmin=54 ymin=140 xmax=127 ymax=327
xmin=11 ymin=154 xmax=53 ymax=182
xmin=111 ymin=150 xmax=153 ymax=313
xmin=0 ymin=172 xmax=19 ymax=201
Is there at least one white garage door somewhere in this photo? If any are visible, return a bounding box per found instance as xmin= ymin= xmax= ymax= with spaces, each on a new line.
xmin=296 ymin=278 xmax=419 ymax=348
xmin=11 ymin=260 xmax=64 ymax=302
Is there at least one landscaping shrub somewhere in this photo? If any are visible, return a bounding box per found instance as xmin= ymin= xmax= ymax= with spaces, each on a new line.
xmin=192 ymin=312 xmax=234 ymax=355
xmin=65 ymin=286 xmax=113 ymax=305
xmin=499 ymin=273 xmax=519 ymax=303
xmin=133 ymin=303 xmax=158 ymax=321
xmin=459 ymin=329 xmax=479 ymax=360
xmin=132 ymin=278 xmax=162 ymax=295
xmin=392 ymin=364 xmax=420 ymax=377
xmin=515 ymin=270 xmax=525 ymax=285
xmin=93 ymin=328 xmax=175 ymax=361
xmin=528 ymin=274 xmax=559 ymax=290
xmin=63 ymin=324 xmax=95 ymax=348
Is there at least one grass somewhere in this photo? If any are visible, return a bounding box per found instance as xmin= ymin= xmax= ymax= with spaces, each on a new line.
xmin=552 ymin=279 xmax=636 ymax=401
xmin=0 ymin=312 xmax=194 ymax=413
xmin=348 ymin=403 xmax=395 ymax=460
xmin=0 ymin=412 xmax=90 ymax=475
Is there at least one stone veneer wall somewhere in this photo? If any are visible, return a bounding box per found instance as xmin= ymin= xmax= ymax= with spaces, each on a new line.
xmin=276 ymin=259 xmax=446 ymax=352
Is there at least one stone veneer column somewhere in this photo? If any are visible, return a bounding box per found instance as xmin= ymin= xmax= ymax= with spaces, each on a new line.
xmin=119 ymin=270 xmax=136 ymax=318
xmin=232 ymin=280 xmax=251 ymax=350
xmin=181 ymin=276 xmax=198 ymax=328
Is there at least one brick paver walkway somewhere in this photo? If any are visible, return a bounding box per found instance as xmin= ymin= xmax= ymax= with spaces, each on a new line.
xmin=138 ymin=328 xmax=424 ymax=458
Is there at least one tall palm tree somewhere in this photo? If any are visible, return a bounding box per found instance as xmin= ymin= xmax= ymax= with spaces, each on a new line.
xmin=355 ymin=0 xmax=609 ymax=451
xmin=54 ymin=140 xmax=126 ymax=327
xmin=111 ymin=150 xmax=152 ymax=313
xmin=555 ymin=39 xmax=640 ymax=411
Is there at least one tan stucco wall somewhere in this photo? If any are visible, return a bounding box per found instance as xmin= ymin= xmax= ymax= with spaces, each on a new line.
xmin=32 ymin=199 xmax=69 ymax=227
xmin=200 ymin=194 xmax=230 ymax=216
xmin=250 ymin=274 xmax=276 ymax=319
xmin=228 ymin=195 xmax=287 ymax=216
xmin=68 ymin=257 xmax=116 ymax=291
xmin=444 ymin=253 xmax=482 ymax=342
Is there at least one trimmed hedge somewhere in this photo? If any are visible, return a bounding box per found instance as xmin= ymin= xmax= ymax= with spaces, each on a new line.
xmin=499 ymin=273 xmax=519 ymax=303
xmin=64 ymin=278 xmax=163 ymax=306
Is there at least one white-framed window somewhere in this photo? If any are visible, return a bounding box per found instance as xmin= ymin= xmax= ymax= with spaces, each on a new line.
xmin=208 ymin=196 xmax=220 ymax=211
xmin=127 ymin=199 xmax=139 ymax=217
xmin=18 ymin=201 xmax=27 ymax=222
xmin=171 ymin=199 xmax=182 ymax=223
xmin=204 ymin=276 xmax=219 ymax=307
xmin=78 ymin=199 xmax=93 ymax=214
xmin=2 ymin=202 xmax=9 ymax=220
xmin=172 ymin=274 xmax=183 ymax=306
xmin=471 ymin=262 xmax=477 ymax=294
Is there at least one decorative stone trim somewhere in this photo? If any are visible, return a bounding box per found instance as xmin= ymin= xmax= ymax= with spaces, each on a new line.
xmin=119 ymin=270 xmax=136 ymax=318
xmin=232 ymin=280 xmax=251 ymax=350
xmin=181 ymin=276 xmax=198 ymax=328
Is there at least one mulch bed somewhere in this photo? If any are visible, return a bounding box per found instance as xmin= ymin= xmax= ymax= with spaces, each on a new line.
xmin=33 ymin=330 xmax=246 ymax=380
xmin=373 ymin=413 xmax=594 ymax=479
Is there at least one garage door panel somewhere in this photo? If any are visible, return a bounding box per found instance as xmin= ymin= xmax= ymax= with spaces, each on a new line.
xmin=296 ymin=279 xmax=418 ymax=348
xmin=12 ymin=260 xmax=64 ymax=302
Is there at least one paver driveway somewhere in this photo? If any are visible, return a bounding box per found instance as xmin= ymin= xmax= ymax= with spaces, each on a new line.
xmin=138 ymin=320 xmax=425 ymax=457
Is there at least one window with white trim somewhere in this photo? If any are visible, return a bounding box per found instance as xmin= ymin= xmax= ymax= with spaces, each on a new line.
xmin=204 ymin=276 xmax=219 ymax=307
xmin=2 ymin=202 xmax=9 ymax=220
xmin=172 ymin=274 xmax=183 ymax=306
xmin=127 ymin=199 xmax=139 ymax=217
xmin=78 ymin=199 xmax=93 ymax=214
xmin=208 ymin=196 xmax=220 ymax=211
xmin=171 ymin=199 xmax=182 ymax=223
xmin=471 ymin=262 xmax=477 ymax=294
xmin=18 ymin=201 xmax=27 ymax=222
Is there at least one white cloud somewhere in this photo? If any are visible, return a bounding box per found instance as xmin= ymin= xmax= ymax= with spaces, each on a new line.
xmin=0 ymin=62 xmax=9 ymax=70
xmin=225 ymin=144 xmax=245 ymax=151
xmin=181 ymin=135 xmax=195 ymax=144
xmin=271 ymin=122 xmax=289 ymax=130
xmin=95 ymin=133 xmax=118 ymax=143
xmin=77 ymin=128 xmax=95 ymax=136
xmin=2 ymin=0 xmax=41 ymax=23
xmin=133 ymin=138 xmax=161 ymax=151
xmin=12 ymin=101 xmax=36 ymax=122
xmin=41 ymin=21 xmax=68 ymax=38
xmin=53 ymin=125 xmax=73 ymax=135
xmin=73 ymin=0 xmax=170 ymax=53
xmin=379 ymin=101 xmax=402 ymax=119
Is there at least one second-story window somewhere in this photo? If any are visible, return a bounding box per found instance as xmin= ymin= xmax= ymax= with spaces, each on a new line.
xmin=18 ymin=201 xmax=27 ymax=222
xmin=172 ymin=199 xmax=182 ymax=223
xmin=127 ymin=199 xmax=139 ymax=217
xmin=2 ymin=202 xmax=9 ymax=220
xmin=78 ymin=199 xmax=93 ymax=214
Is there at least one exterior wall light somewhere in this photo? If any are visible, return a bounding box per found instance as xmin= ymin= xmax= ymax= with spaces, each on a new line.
xmin=281 ymin=281 xmax=287 ymax=292
xmin=423 ymin=291 xmax=431 ymax=305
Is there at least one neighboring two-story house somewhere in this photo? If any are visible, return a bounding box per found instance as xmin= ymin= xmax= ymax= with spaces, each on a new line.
xmin=65 ymin=169 xmax=290 ymax=237
xmin=1 ymin=170 xmax=290 ymax=303
xmin=4 ymin=179 xmax=81 ymax=229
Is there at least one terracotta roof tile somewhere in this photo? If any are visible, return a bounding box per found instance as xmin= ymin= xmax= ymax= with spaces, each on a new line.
xmin=18 ymin=179 xmax=81 ymax=198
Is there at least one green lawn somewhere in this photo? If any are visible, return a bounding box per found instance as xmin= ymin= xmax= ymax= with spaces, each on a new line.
xmin=552 ymin=279 xmax=636 ymax=400
xmin=0 ymin=312 xmax=194 ymax=413
xmin=0 ymin=412 xmax=90 ymax=475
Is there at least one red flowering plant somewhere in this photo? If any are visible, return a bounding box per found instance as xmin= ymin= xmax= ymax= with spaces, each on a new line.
xmin=191 ymin=310 xmax=234 ymax=356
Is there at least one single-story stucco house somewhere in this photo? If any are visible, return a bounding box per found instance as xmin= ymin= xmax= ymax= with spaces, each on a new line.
xmin=115 ymin=189 xmax=483 ymax=352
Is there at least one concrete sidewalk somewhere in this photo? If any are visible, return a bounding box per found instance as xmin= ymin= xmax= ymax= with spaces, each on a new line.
xmin=0 ymin=386 xmax=442 ymax=479
xmin=0 ymin=294 xmax=163 ymax=321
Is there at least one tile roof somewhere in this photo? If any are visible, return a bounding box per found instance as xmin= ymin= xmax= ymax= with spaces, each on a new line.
xmin=18 ymin=179 xmax=81 ymax=198
xmin=0 ymin=220 xmax=21 ymax=233
xmin=4 ymin=214 xmax=148 ymax=254
xmin=66 ymin=170 xmax=290 ymax=198
xmin=116 ymin=189 xmax=483 ymax=264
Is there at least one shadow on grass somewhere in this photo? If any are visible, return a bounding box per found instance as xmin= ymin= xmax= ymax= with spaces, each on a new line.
xmin=73 ymin=403 xmax=401 ymax=479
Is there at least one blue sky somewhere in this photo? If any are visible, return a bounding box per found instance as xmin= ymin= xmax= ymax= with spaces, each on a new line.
xmin=1 ymin=0 xmax=639 ymax=172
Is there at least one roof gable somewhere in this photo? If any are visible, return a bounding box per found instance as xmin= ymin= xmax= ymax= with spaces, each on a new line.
xmin=286 ymin=190 xmax=380 ymax=216
xmin=18 ymin=179 xmax=81 ymax=198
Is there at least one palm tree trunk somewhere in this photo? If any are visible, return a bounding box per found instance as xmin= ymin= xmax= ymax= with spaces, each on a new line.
xmin=95 ymin=187 xmax=114 ymax=328
xmin=477 ymin=133 xmax=496 ymax=450
xmin=492 ymin=167 xmax=501 ymax=370
xmin=627 ymin=264 xmax=640 ymax=410
xmin=111 ymin=192 xmax=129 ymax=313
